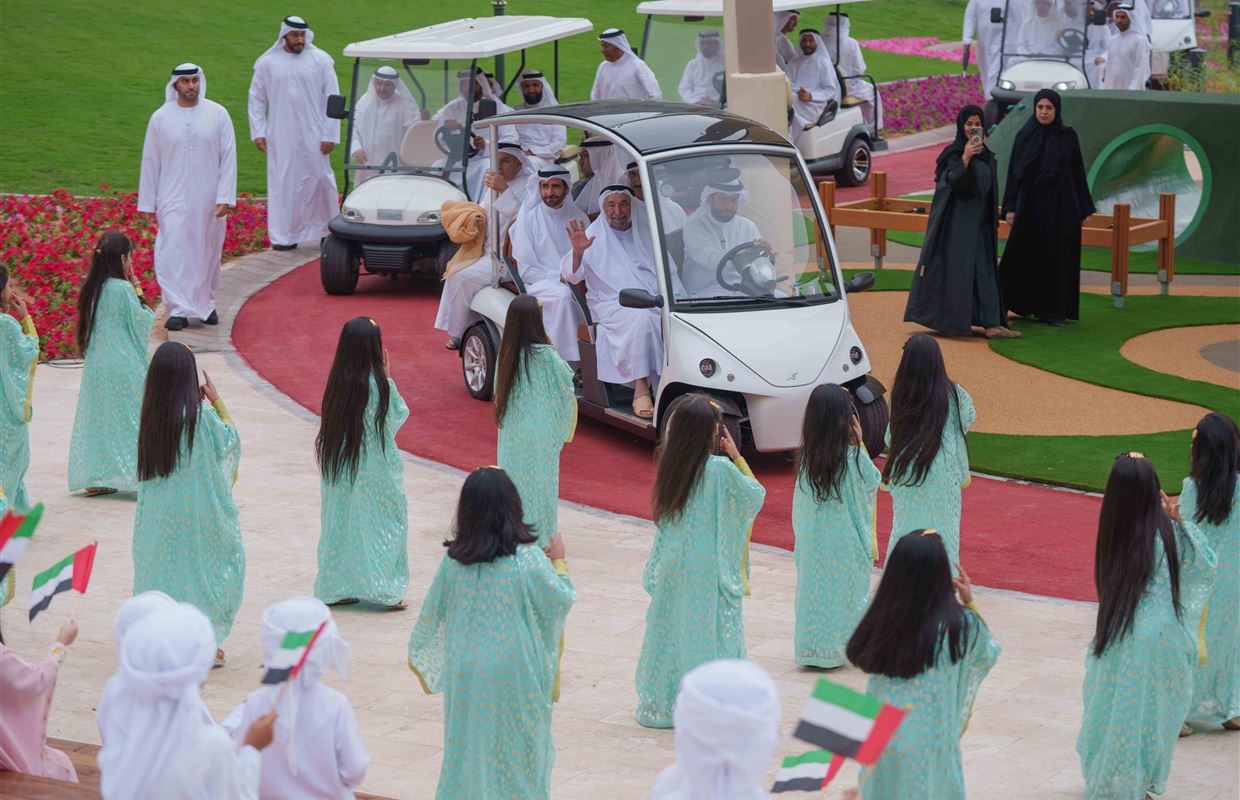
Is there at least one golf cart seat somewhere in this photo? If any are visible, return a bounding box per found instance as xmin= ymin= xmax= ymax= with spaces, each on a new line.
xmin=400 ymin=121 xmax=441 ymax=168
xmin=499 ymin=235 xmax=525 ymax=295
xmin=834 ymin=66 xmax=864 ymax=108
xmin=664 ymin=228 xmax=685 ymax=272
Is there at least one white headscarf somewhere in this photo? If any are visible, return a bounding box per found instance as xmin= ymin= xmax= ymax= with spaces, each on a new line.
xmin=355 ymin=67 xmax=418 ymax=117
xmin=699 ymin=170 xmax=750 ymax=207
xmin=599 ymin=28 xmax=638 ymax=60
xmin=518 ymin=69 xmax=559 ymax=108
xmin=650 ymin=659 xmax=781 ymax=800
xmin=458 ymin=66 xmax=497 ymax=103
xmin=575 ymin=138 xmax=624 ymax=215
xmin=164 ymin=63 xmax=206 ymax=105
xmin=511 ymin=169 xmax=587 ymax=275
xmin=582 ymin=185 xmax=659 ymax=295
xmin=774 ymin=10 xmax=799 ymax=34
xmin=113 ymin=591 xmax=176 ymax=648
xmin=98 ymin=603 xmax=217 ymax=800
xmin=260 ymin=15 xmax=314 ymax=62
xmin=822 ymin=13 xmax=851 ymax=62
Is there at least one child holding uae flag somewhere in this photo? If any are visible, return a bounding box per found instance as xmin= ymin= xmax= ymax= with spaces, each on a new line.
xmin=843 ymin=530 xmax=1000 ymax=798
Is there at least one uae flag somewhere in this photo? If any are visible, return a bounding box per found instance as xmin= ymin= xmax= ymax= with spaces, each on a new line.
xmin=28 ymin=542 xmax=97 ymax=622
xmin=0 ymin=502 xmax=43 ymax=583
xmin=771 ymin=750 xmax=846 ymax=793
xmin=792 ymin=678 xmax=906 ymax=764
xmin=261 ymin=621 xmax=327 ymax=685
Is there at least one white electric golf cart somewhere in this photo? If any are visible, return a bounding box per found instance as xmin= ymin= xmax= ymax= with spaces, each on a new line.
xmin=1150 ymin=0 xmax=1211 ymax=82
xmin=319 ymin=16 xmax=593 ymax=295
xmin=636 ymin=0 xmax=885 ymax=187
xmin=460 ymin=101 xmax=888 ymax=454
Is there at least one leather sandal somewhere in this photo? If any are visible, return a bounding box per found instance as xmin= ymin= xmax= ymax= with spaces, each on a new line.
xmin=632 ymin=393 xmax=654 ymax=419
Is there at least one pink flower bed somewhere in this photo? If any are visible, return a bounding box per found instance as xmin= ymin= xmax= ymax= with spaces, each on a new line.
xmin=860 ymin=36 xmax=965 ymax=62
xmin=880 ymin=73 xmax=985 ymax=135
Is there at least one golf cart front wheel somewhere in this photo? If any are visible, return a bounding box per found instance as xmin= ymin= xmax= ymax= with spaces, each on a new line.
xmin=836 ymin=139 xmax=871 ymax=187
xmin=855 ymin=395 xmax=889 ymax=458
xmin=461 ymin=324 xmax=496 ymax=401
xmin=320 ymin=235 xmax=359 ymax=295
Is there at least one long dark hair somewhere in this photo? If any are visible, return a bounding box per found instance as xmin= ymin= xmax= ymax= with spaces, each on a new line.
xmin=137 ymin=342 xmax=201 ymax=481
xmin=494 ymin=295 xmax=551 ymax=427
xmin=316 ymin=317 xmax=390 ymax=483
xmin=1093 ymin=453 xmax=1181 ymax=657
xmin=846 ymin=530 xmax=971 ymax=679
xmin=76 ymin=231 xmax=132 ymax=355
xmin=799 ymin=383 xmax=860 ymax=503
xmin=0 ymin=262 xmax=8 ymax=301
xmin=883 ymin=334 xmax=961 ymax=486
xmin=652 ymin=394 xmax=721 ymax=524
xmin=1189 ymin=413 xmax=1239 ymax=526
xmin=446 ymin=466 xmax=537 ymax=564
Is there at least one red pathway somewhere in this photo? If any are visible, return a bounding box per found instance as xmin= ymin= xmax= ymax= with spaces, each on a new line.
xmin=233 ymin=261 xmax=1102 ymax=603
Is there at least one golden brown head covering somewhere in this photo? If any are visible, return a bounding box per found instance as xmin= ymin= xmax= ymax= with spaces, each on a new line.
xmin=440 ymin=200 xmax=487 ymax=279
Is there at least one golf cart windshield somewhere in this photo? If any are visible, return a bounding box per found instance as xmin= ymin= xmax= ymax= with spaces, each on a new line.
xmin=642 ymin=17 xmax=727 ymax=106
xmin=1152 ymin=0 xmax=1192 ymax=18
xmin=1000 ymin=0 xmax=1094 ymax=63
xmin=651 ymin=151 xmax=839 ymax=309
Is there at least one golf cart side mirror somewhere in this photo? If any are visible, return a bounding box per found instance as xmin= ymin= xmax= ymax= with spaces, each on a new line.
xmin=989 ymin=7 xmax=1003 ymax=23
xmin=845 ymin=272 xmax=876 ymax=294
xmin=326 ymin=95 xmax=348 ymax=120
xmin=1195 ymin=8 xmax=1211 ymax=17
xmin=619 ymin=288 xmax=665 ymax=309
xmin=1089 ymin=7 xmax=1107 ymax=25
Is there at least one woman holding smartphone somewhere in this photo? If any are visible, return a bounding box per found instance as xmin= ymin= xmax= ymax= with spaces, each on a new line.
xmin=904 ymin=105 xmax=1017 ymax=340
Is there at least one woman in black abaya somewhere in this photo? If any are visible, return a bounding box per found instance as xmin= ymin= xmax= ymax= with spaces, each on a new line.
xmin=999 ymin=89 xmax=1095 ymax=326
xmin=904 ymin=105 xmax=1017 ymax=339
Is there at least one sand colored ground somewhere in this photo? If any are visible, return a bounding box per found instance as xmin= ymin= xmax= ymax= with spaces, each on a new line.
xmin=848 ymin=291 xmax=1211 ymax=436
xmin=1121 ymin=324 xmax=1240 ymax=389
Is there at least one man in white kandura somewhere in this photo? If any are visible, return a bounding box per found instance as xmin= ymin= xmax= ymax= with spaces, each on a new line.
xmin=773 ymin=10 xmax=800 ymax=73
xmin=248 ymin=15 xmax=340 ymax=251
xmin=509 ymin=167 xmax=587 ymax=362
xmin=562 ymin=185 xmax=663 ymax=419
xmin=573 ymin=138 xmax=624 ymax=217
xmin=786 ymin=30 xmax=842 ymax=145
xmin=1102 ymin=3 xmax=1151 ymax=89
xmin=1016 ymin=0 xmax=1071 ymax=57
xmin=513 ymin=69 xmax=567 ymax=166
xmin=349 ymin=66 xmax=423 ymax=185
xmin=138 ymin=64 xmax=236 ymax=332
xmin=626 ymin=161 xmax=686 ymax=234
xmin=823 ymin=13 xmax=883 ymax=130
xmin=962 ymin=0 xmax=1006 ymax=98
xmin=591 ymin=28 xmax=662 ymax=101
xmin=433 ymin=67 xmax=517 ymax=202
xmin=681 ymin=169 xmax=764 ymax=297
xmin=678 ymin=31 xmax=726 ymax=107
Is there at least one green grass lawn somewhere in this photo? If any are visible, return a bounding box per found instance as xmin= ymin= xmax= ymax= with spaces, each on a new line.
xmin=0 ymin=0 xmax=968 ymax=196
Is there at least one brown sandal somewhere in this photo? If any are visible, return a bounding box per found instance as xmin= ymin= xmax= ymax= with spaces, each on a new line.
xmin=327 ymin=598 xmax=359 ymax=607
xmin=384 ymin=600 xmax=408 ymax=611
xmin=84 ymin=487 xmax=117 ymax=496
xmin=632 ymin=393 xmax=654 ymax=419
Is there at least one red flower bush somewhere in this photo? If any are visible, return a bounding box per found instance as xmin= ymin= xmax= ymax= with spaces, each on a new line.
xmin=880 ymin=73 xmax=986 ymax=135
xmin=2 ymin=187 xmax=269 ymax=359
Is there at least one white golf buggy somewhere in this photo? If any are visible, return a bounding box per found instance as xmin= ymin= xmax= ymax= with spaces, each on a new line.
xmin=636 ymin=0 xmax=885 ymax=187
xmin=460 ymin=101 xmax=888 ymax=454
xmin=319 ymin=16 xmax=593 ymax=294
xmin=1150 ymin=0 xmax=1211 ymax=82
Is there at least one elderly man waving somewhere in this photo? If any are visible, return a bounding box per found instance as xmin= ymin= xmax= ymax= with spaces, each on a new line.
xmin=591 ymin=28 xmax=662 ymax=101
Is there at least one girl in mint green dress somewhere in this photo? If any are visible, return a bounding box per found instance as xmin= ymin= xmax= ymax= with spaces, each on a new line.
xmin=1077 ymin=453 xmax=1216 ymax=800
xmin=68 ymin=232 xmax=156 ymax=495
xmin=314 ymin=317 xmax=409 ymax=609
xmin=0 ymin=264 xmax=38 ymax=511
xmin=846 ymin=531 xmax=1001 ymax=799
xmin=494 ymin=295 xmax=576 ymax=548
xmin=1181 ymin=413 xmax=1240 ymax=732
xmin=882 ymin=334 xmax=974 ymax=567
xmin=636 ymin=394 xmax=766 ymax=728
xmin=408 ymin=467 xmax=574 ymax=800
xmin=793 ymin=384 xmax=881 ymax=668
xmin=132 ymin=342 xmax=243 ymax=662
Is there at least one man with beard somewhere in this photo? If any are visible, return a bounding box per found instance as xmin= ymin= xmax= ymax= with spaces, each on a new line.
xmin=349 ymin=66 xmax=423 ymax=184
xmin=786 ymin=30 xmax=841 ymax=145
xmin=774 ymin=10 xmax=800 ymax=73
xmin=138 ymin=64 xmax=236 ymax=331
xmin=681 ymin=170 xmax=764 ymax=297
xmin=1102 ymin=4 xmax=1151 ymax=89
xmin=678 ymin=31 xmax=726 ymax=107
xmin=513 ymin=70 xmax=567 ymax=166
xmin=591 ymin=28 xmax=662 ymax=101
xmin=1016 ymin=0 xmax=1071 ymax=56
xmin=248 ymin=16 xmax=339 ymax=251
xmin=508 ymin=168 xmax=587 ymax=361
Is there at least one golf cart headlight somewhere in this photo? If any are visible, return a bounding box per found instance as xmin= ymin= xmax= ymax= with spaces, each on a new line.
xmin=417 ymin=211 xmax=441 ymax=224
xmin=1052 ymin=81 xmax=1074 ymax=91
xmin=699 ymin=358 xmax=717 ymax=378
xmin=343 ymin=207 xmax=365 ymax=222
xmin=998 ymin=79 xmax=1015 ymax=91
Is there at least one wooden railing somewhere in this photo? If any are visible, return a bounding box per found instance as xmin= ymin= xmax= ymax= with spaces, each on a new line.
xmin=818 ymin=171 xmax=1178 ymax=308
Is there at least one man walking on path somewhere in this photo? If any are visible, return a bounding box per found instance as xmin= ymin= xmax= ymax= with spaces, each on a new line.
xmin=138 ymin=64 xmax=236 ymax=331
xmin=248 ymin=15 xmax=340 ymax=251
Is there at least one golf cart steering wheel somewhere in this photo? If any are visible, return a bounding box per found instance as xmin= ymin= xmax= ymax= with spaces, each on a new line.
xmin=715 ymin=241 xmax=778 ymax=294
xmin=434 ymin=125 xmax=465 ymax=157
xmin=1057 ymin=28 xmax=1086 ymax=56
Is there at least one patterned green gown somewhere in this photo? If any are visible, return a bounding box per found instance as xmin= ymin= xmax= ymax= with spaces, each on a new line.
xmin=793 ymin=446 xmax=881 ymax=668
xmin=1076 ymin=521 xmax=1217 ymax=799
xmin=68 ymin=279 xmax=154 ymax=493
xmin=408 ymin=545 xmax=575 ymax=800
xmin=635 ymin=456 xmax=766 ymax=728
xmin=0 ymin=314 xmax=38 ymax=510
xmin=132 ymin=401 xmax=244 ymax=646
xmin=315 ymin=378 xmax=410 ymax=606
xmin=883 ymin=385 xmax=975 ymax=566
xmin=496 ymin=344 xmax=576 ymax=548
xmin=858 ymin=609 xmax=1001 ymax=799
xmin=1181 ymin=476 xmax=1239 ymax=726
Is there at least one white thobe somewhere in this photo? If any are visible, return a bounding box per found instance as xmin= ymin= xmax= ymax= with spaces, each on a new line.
xmin=248 ymin=48 xmax=340 ymax=246
xmin=233 ymin=683 xmax=368 ymax=800
xmin=432 ymin=97 xmax=517 ymax=201
xmin=350 ymin=95 xmax=419 ymax=183
xmin=827 ymin=36 xmax=883 ymax=128
xmin=678 ymin=55 xmax=725 ymax=106
xmin=510 ymin=200 xmax=587 ymax=361
xmin=561 ymin=227 xmax=663 ymax=385
xmin=514 ymin=105 xmax=568 ymax=162
xmin=786 ymin=54 xmax=841 ymax=145
xmin=1085 ymin=21 xmax=1111 ymax=88
xmin=963 ymin=0 xmax=1006 ymax=97
xmin=590 ymin=55 xmax=662 ymax=101
xmin=1016 ymin=10 xmax=1070 ymax=57
xmin=681 ymin=209 xmax=764 ymax=296
xmin=775 ymin=35 xmax=798 ymax=73
xmin=106 ymin=725 xmax=260 ymax=800
xmin=138 ymin=100 xmax=236 ymax=320
xmin=1103 ymin=27 xmax=1151 ymax=89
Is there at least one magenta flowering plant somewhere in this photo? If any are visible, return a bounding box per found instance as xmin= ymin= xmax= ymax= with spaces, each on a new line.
xmin=879 ymin=73 xmax=985 ymax=135
xmin=859 ymin=37 xmax=965 ymax=62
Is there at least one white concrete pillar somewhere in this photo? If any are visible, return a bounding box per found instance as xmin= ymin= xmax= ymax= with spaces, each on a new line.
xmin=723 ymin=0 xmax=788 ymax=136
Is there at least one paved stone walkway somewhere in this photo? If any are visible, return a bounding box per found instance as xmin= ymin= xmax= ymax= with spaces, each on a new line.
xmin=4 ymin=246 xmax=1236 ymax=799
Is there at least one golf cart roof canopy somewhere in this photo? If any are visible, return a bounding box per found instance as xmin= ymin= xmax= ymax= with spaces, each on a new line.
xmin=342 ymin=16 xmax=594 ymax=60
xmin=479 ymin=100 xmax=793 ymax=155
xmin=637 ymin=0 xmax=870 ymax=15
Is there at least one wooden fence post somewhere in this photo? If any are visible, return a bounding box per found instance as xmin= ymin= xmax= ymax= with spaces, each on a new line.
xmin=1157 ymin=193 xmax=1176 ymax=295
xmin=1111 ymin=203 xmax=1131 ymax=309
xmin=870 ymin=171 xmax=887 ymax=270
xmin=817 ymin=180 xmax=836 ymax=269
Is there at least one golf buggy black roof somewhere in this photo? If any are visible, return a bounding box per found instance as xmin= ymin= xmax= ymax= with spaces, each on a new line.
xmin=488 ymin=101 xmax=792 ymax=155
